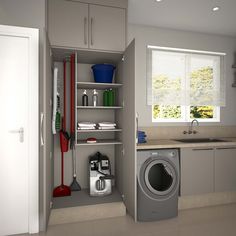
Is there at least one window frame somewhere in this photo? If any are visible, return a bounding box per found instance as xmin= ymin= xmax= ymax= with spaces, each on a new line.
xmin=148 ymin=46 xmax=225 ymax=123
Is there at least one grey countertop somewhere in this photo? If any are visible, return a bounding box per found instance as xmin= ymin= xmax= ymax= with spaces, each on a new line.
xmin=137 ymin=137 xmax=236 ymax=150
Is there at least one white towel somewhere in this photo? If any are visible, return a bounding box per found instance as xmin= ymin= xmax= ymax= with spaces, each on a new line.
xmin=98 ymin=122 xmax=116 ymax=127
xmin=78 ymin=127 xmax=96 ymax=130
xmin=78 ymin=122 xmax=96 ymax=127
xmin=98 ymin=127 xmax=116 ymax=130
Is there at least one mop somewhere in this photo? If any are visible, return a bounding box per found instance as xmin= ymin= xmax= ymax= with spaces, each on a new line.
xmin=70 ymin=54 xmax=81 ymax=191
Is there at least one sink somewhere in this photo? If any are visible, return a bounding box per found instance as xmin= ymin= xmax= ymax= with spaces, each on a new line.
xmin=175 ymin=138 xmax=229 ymax=143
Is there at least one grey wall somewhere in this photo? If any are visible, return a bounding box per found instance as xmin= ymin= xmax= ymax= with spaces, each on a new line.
xmin=0 ymin=0 xmax=49 ymax=231
xmin=128 ymin=24 xmax=236 ymax=127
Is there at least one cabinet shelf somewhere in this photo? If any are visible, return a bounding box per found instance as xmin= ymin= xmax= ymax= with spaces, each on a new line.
xmin=76 ymin=81 xmax=123 ymax=89
xmin=77 ymin=129 xmax=122 ymax=133
xmin=77 ymin=106 xmax=122 ymax=109
xmin=76 ymin=140 xmax=122 ymax=146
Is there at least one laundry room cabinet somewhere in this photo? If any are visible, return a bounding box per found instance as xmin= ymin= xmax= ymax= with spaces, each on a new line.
xmin=214 ymin=147 xmax=236 ymax=192
xmin=48 ymin=0 xmax=126 ymax=52
xmin=180 ymin=148 xmax=214 ymax=196
xmin=48 ymin=39 xmax=136 ymax=225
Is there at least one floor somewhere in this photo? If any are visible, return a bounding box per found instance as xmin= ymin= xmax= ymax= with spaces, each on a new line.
xmin=22 ymin=204 xmax=236 ymax=236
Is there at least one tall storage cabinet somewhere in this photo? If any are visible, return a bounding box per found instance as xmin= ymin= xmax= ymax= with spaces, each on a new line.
xmin=49 ymin=41 xmax=136 ymax=224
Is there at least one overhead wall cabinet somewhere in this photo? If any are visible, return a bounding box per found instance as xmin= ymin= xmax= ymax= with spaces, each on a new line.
xmin=48 ymin=0 xmax=126 ymax=52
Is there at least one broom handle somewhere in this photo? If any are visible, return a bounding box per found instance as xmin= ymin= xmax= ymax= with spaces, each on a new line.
xmin=63 ymin=61 xmax=66 ymax=131
xmin=61 ymin=151 xmax=64 ymax=185
xmin=72 ymin=147 xmax=76 ymax=177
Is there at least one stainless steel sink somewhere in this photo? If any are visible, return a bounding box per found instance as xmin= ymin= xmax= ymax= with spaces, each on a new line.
xmin=175 ymin=138 xmax=229 ymax=143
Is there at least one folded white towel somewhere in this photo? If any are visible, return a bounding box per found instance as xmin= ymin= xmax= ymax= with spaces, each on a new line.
xmin=98 ymin=127 xmax=116 ymax=130
xmin=78 ymin=122 xmax=96 ymax=127
xmin=98 ymin=122 xmax=116 ymax=127
xmin=78 ymin=127 xmax=96 ymax=130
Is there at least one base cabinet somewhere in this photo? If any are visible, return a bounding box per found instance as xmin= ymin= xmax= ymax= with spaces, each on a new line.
xmin=215 ymin=147 xmax=236 ymax=192
xmin=181 ymin=148 xmax=214 ymax=196
xmin=181 ymin=146 xmax=236 ymax=196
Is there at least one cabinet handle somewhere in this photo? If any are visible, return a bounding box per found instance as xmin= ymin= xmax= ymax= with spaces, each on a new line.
xmin=90 ymin=17 xmax=94 ymax=46
xmin=192 ymin=148 xmax=213 ymax=151
xmin=84 ymin=17 xmax=87 ymax=45
xmin=216 ymin=147 xmax=236 ymax=150
xmin=136 ymin=113 xmax=139 ymax=144
xmin=40 ymin=112 xmax=44 ymax=146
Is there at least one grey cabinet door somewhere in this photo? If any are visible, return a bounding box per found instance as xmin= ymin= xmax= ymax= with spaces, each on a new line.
xmin=119 ymin=40 xmax=136 ymax=219
xmin=215 ymin=147 xmax=236 ymax=192
xmin=181 ymin=148 xmax=214 ymax=196
xmin=48 ymin=0 xmax=88 ymax=48
xmin=89 ymin=5 xmax=126 ymax=52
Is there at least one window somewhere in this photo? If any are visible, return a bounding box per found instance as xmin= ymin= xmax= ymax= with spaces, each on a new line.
xmin=147 ymin=46 xmax=225 ymax=122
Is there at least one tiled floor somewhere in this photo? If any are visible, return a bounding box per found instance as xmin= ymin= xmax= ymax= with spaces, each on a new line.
xmin=22 ymin=203 xmax=236 ymax=236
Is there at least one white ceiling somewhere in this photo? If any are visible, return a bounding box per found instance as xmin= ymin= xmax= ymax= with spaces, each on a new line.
xmin=128 ymin=0 xmax=236 ymax=37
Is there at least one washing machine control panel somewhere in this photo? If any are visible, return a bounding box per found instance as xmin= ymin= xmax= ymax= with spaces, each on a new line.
xmin=150 ymin=149 xmax=178 ymax=159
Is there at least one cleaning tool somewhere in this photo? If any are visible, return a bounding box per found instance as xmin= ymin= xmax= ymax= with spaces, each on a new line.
xmin=52 ymin=67 xmax=61 ymax=134
xmin=70 ymin=54 xmax=81 ymax=191
xmin=53 ymin=60 xmax=71 ymax=197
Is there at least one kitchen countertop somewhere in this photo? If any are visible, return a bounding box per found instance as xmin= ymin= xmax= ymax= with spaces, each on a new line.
xmin=137 ymin=137 xmax=236 ymax=150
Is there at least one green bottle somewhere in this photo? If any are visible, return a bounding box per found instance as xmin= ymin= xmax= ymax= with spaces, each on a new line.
xmin=108 ymin=89 xmax=115 ymax=106
xmin=103 ymin=90 xmax=109 ymax=106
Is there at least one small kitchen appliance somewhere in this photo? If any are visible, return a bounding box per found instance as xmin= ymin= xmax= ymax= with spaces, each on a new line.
xmin=89 ymin=152 xmax=114 ymax=196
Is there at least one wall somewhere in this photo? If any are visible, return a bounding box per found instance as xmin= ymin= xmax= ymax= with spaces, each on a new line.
xmin=128 ymin=24 xmax=236 ymax=128
xmin=0 ymin=0 xmax=49 ymax=231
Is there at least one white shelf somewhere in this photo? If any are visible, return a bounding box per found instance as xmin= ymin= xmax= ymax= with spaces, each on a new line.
xmin=77 ymin=106 xmax=122 ymax=109
xmin=77 ymin=129 xmax=122 ymax=133
xmin=77 ymin=81 xmax=123 ymax=89
xmin=76 ymin=140 xmax=122 ymax=146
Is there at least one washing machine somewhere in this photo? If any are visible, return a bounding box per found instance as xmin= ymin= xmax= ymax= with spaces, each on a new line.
xmin=137 ymin=149 xmax=180 ymax=221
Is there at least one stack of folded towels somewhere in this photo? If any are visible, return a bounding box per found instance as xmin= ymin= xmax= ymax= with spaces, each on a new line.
xmin=97 ymin=122 xmax=116 ymax=130
xmin=77 ymin=122 xmax=96 ymax=130
xmin=138 ymin=131 xmax=147 ymax=143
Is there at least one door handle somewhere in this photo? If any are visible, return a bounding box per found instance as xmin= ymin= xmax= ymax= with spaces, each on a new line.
xmin=9 ymin=127 xmax=24 ymax=143
xmin=84 ymin=17 xmax=87 ymax=45
xmin=40 ymin=112 xmax=44 ymax=146
xmin=90 ymin=17 xmax=94 ymax=46
xmin=136 ymin=112 xmax=139 ymax=144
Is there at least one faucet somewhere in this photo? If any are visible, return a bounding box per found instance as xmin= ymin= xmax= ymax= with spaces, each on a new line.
xmin=188 ymin=119 xmax=199 ymax=134
xmin=183 ymin=119 xmax=199 ymax=134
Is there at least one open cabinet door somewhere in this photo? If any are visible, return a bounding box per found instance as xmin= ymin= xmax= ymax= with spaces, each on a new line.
xmin=121 ymin=39 xmax=137 ymax=219
xmin=39 ymin=30 xmax=53 ymax=231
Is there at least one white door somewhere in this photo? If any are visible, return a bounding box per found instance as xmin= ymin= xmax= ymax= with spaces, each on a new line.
xmin=0 ymin=25 xmax=39 ymax=235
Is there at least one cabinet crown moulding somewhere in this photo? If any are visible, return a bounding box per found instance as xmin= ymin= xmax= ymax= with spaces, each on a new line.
xmin=65 ymin=0 xmax=128 ymax=9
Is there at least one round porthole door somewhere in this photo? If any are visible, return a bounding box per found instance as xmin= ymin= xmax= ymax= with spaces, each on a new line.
xmin=139 ymin=158 xmax=178 ymax=200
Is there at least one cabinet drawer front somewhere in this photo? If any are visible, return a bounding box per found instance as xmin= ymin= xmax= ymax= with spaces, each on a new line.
xmin=48 ymin=0 xmax=89 ymax=48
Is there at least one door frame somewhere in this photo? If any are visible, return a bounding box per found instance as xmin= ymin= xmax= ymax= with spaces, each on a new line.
xmin=0 ymin=25 xmax=39 ymax=234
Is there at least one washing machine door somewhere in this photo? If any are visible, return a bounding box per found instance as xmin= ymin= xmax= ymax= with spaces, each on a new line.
xmin=139 ymin=158 xmax=178 ymax=200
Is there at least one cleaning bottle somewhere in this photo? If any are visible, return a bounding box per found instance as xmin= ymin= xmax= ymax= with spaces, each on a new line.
xmin=103 ymin=89 xmax=109 ymax=106
xmin=82 ymin=90 xmax=88 ymax=106
xmin=92 ymin=89 xmax=98 ymax=107
xmin=108 ymin=89 xmax=115 ymax=106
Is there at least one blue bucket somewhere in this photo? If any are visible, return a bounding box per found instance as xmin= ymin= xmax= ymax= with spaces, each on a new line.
xmin=92 ymin=64 xmax=116 ymax=83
